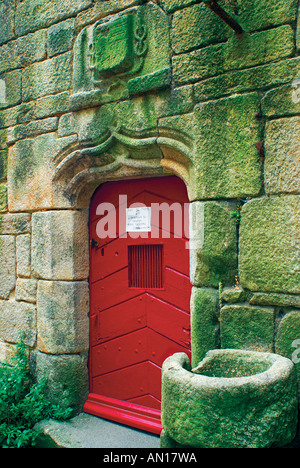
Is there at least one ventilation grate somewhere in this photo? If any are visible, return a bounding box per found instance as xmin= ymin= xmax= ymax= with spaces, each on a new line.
xmin=128 ymin=244 xmax=163 ymax=289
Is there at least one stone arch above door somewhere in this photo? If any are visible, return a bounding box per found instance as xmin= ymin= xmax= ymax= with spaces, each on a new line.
xmin=52 ymin=124 xmax=195 ymax=210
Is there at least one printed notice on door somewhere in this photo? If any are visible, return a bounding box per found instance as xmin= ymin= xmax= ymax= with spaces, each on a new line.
xmin=126 ymin=207 xmax=151 ymax=232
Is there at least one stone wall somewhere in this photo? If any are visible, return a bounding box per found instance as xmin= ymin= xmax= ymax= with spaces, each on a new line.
xmin=0 ymin=0 xmax=299 ymax=434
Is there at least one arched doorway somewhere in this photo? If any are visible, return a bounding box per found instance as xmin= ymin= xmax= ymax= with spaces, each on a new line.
xmin=84 ymin=176 xmax=192 ymax=434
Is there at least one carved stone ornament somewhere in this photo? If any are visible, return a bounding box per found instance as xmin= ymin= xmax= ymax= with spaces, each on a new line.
xmin=89 ymin=12 xmax=148 ymax=82
xmin=71 ymin=3 xmax=171 ymax=110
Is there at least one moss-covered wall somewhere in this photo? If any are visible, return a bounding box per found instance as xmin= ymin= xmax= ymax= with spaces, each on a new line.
xmin=0 ymin=0 xmax=299 ymax=442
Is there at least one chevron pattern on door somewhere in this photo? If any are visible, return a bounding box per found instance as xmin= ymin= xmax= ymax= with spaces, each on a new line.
xmin=84 ymin=176 xmax=192 ymax=434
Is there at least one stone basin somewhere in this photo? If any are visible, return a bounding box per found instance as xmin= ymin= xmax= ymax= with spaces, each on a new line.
xmin=161 ymin=349 xmax=298 ymax=448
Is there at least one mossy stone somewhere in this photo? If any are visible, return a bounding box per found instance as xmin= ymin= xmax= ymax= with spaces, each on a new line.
xmin=193 ymin=92 xmax=262 ymax=199
xmin=190 ymin=287 xmax=219 ymax=367
xmin=275 ymin=311 xmax=300 ymax=385
xmin=172 ymin=3 xmax=232 ymax=54
xmin=190 ymin=201 xmax=238 ymax=287
xmin=194 ymin=57 xmax=300 ymax=103
xmin=30 ymin=351 xmax=88 ymax=413
xmin=239 ymin=196 xmax=300 ymax=294
xmin=220 ymin=304 xmax=275 ymax=352
xmin=264 ymin=117 xmax=300 ymax=195
xmin=173 ymin=26 xmax=294 ymax=86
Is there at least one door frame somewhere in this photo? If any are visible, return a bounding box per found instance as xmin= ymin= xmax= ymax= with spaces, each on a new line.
xmin=52 ymin=125 xmax=198 ymax=426
xmin=84 ymin=175 xmax=191 ymax=434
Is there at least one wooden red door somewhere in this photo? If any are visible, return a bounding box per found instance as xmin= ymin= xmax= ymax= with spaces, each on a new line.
xmin=84 ymin=176 xmax=191 ymax=434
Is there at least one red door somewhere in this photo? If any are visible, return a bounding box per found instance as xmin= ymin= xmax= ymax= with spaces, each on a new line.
xmin=84 ymin=176 xmax=192 ymax=434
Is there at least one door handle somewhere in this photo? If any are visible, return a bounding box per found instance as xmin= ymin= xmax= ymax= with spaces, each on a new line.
xmin=90 ymin=238 xmax=99 ymax=248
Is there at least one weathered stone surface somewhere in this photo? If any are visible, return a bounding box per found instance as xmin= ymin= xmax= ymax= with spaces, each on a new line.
xmin=193 ymin=92 xmax=261 ymax=198
xmin=47 ymin=18 xmax=75 ymax=58
xmin=30 ymin=351 xmax=88 ymax=412
xmin=73 ymin=97 xmax=159 ymax=145
xmin=16 ymin=234 xmax=31 ymax=278
xmin=159 ymin=0 xmax=197 ymax=13
xmin=0 ymin=299 xmax=36 ymax=346
xmin=275 ymin=311 xmax=300 ymax=384
xmin=233 ymin=0 xmax=298 ymax=31
xmin=189 ymin=201 xmax=237 ymax=287
xmin=0 ymin=184 xmax=7 ymax=212
xmin=297 ymin=4 xmax=300 ymax=52
xmin=0 ymin=79 xmax=5 ymax=107
xmin=7 ymin=132 xmax=77 ymax=211
xmin=161 ymin=350 xmax=298 ymax=448
xmin=172 ymin=3 xmax=231 ymax=54
xmin=35 ymin=92 xmax=71 ymax=119
xmin=75 ymin=0 xmax=143 ymax=31
xmin=0 ymin=102 xmax=35 ymax=129
xmin=0 ymin=30 xmax=47 ymax=74
xmin=226 ymin=26 xmax=294 ymax=71
xmin=264 ymin=117 xmax=300 ymax=194
xmin=221 ymin=286 xmax=246 ymax=304
xmin=250 ymin=292 xmax=300 ymax=309
xmin=0 ymin=0 xmax=15 ymax=46
xmin=0 ymin=340 xmax=17 ymax=365
xmin=15 ymin=0 xmax=93 ymax=36
xmin=0 ymin=150 xmax=7 ymax=181
xmin=190 ymin=287 xmax=219 ymax=368
xmin=15 ymin=278 xmax=37 ymax=304
xmin=165 ymin=0 xmax=297 ymax=27
xmin=173 ymin=26 xmax=294 ymax=85
xmin=194 ymin=58 xmax=300 ymax=103
xmin=0 ymin=213 xmax=31 ymax=235
xmin=159 ymin=92 xmax=262 ymax=200
xmin=128 ymin=68 xmax=171 ymax=95
xmin=261 ymin=85 xmax=300 ymax=118
xmin=37 ymin=280 xmax=89 ymax=354
xmin=173 ymin=42 xmax=224 ymax=85
xmin=22 ymin=52 xmax=72 ymax=102
xmin=0 ymin=235 xmax=15 ymax=299
xmin=0 ymin=129 xmax=7 ymax=150
xmin=57 ymin=113 xmax=77 ymax=137
xmin=220 ymin=304 xmax=275 ymax=352
xmin=239 ymin=196 xmax=300 ymax=294
xmin=7 ymin=117 xmax=58 ymax=144
xmin=155 ymin=86 xmax=194 ymax=118
xmin=32 ymin=210 xmax=89 ymax=281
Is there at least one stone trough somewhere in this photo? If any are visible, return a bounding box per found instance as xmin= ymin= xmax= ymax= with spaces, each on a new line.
xmin=161 ymin=349 xmax=298 ymax=448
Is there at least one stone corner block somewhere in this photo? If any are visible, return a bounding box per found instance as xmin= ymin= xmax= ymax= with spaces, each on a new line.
xmin=32 ymin=210 xmax=89 ymax=281
xmin=189 ymin=201 xmax=238 ymax=288
xmin=30 ymin=351 xmax=89 ymax=412
xmin=0 ymin=235 xmax=16 ymax=299
xmin=190 ymin=286 xmax=219 ymax=368
xmin=37 ymin=280 xmax=89 ymax=354
xmin=239 ymin=195 xmax=300 ymax=294
xmin=0 ymin=299 xmax=36 ymax=347
xmin=15 ymin=278 xmax=37 ymax=304
xmin=220 ymin=304 xmax=275 ymax=352
xmin=264 ymin=116 xmax=300 ymax=195
xmin=193 ymin=92 xmax=262 ymax=199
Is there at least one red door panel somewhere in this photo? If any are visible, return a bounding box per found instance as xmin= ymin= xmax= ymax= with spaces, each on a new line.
xmin=92 ymin=361 xmax=162 ymax=402
xmin=96 ymin=295 xmax=147 ymax=342
xmin=84 ymin=176 xmax=192 ymax=434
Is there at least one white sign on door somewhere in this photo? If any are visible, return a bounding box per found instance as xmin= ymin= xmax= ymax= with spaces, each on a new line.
xmin=126 ymin=207 xmax=151 ymax=232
